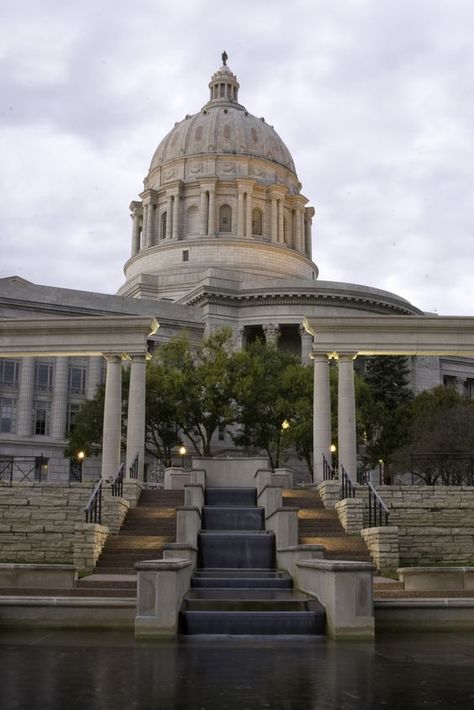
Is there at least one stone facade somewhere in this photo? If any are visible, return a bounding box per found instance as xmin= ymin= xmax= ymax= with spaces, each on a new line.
xmin=361 ymin=527 xmax=400 ymax=571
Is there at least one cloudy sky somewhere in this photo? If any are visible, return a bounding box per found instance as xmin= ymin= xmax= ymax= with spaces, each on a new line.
xmin=1 ymin=0 xmax=473 ymax=314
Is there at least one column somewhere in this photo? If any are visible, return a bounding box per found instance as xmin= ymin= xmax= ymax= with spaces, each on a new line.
xmin=237 ymin=189 xmax=245 ymax=237
xmin=338 ymin=354 xmax=358 ymax=480
xmin=263 ymin=323 xmax=280 ymax=347
xmin=278 ymin=200 xmax=284 ymax=244
xmin=305 ymin=207 xmax=314 ymax=259
xmin=17 ymin=357 xmax=34 ymax=437
xmin=50 ymin=357 xmax=68 ymax=439
xmin=87 ymin=356 xmax=103 ymax=400
xmin=200 ymin=190 xmax=207 ymax=236
xmin=245 ymin=190 xmax=252 ymax=238
xmin=208 ymin=186 xmax=216 ymax=236
xmin=293 ymin=208 xmax=301 ymax=252
xmin=101 ymin=355 xmax=122 ymax=480
xmin=142 ymin=203 xmax=149 ymax=247
xmin=300 ymin=211 xmax=306 ymax=253
xmin=172 ymin=194 xmax=180 ymax=240
xmin=271 ymin=196 xmax=278 ymax=242
xmin=299 ymin=324 xmax=313 ymax=365
xmin=131 ymin=212 xmax=140 ymax=256
xmin=126 ymin=354 xmax=146 ymax=480
xmin=312 ymin=354 xmax=332 ymax=484
xmin=166 ymin=195 xmax=173 ymax=239
xmin=233 ymin=326 xmax=245 ymax=351
xmin=146 ymin=202 xmax=155 ymax=247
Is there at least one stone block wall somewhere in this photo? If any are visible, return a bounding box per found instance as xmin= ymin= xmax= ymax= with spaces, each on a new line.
xmin=0 ymin=482 xmax=131 ymax=565
xmin=73 ymin=523 xmax=109 ymax=570
xmin=361 ymin=526 xmax=400 ymax=571
xmin=335 ymin=498 xmax=364 ymax=534
xmin=398 ymin=527 xmax=474 ymax=566
xmin=317 ymin=481 xmax=340 ymax=508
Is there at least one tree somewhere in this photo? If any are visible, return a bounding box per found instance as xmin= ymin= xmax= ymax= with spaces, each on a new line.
xmin=153 ymin=328 xmax=238 ymax=457
xmin=64 ymin=384 xmax=105 ymax=459
xmin=393 ymin=386 xmax=474 ymax=484
xmin=359 ymin=356 xmax=413 ymax=480
xmin=232 ymin=340 xmax=300 ymax=469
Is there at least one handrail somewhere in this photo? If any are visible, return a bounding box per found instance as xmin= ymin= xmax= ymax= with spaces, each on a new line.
xmin=129 ymin=453 xmax=139 ymax=480
xmin=85 ymin=479 xmax=104 ymax=523
xmin=322 ymin=454 xmax=337 ymax=481
xmin=110 ymin=463 xmax=124 ymax=497
xmin=341 ymin=466 xmax=357 ymax=499
xmin=367 ymin=480 xmax=390 ymax=527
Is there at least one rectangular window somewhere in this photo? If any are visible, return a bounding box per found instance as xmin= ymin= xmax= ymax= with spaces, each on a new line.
xmin=35 ymin=361 xmax=53 ymax=392
xmin=69 ymin=366 xmax=87 ymax=395
xmin=182 ymin=250 xmax=189 ymax=262
xmin=66 ymin=402 xmax=81 ymax=433
xmin=34 ymin=400 xmax=50 ymax=435
xmin=0 ymin=359 xmax=19 ymax=389
xmin=218 ymin=424 xmax=226 ymax=442
xmin=0 ymin=397 xmax=16 ymax=433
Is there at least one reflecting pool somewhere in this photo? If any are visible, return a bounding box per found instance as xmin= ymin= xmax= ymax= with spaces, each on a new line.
xmin=1 ymin=630 xmax=474 ymax=709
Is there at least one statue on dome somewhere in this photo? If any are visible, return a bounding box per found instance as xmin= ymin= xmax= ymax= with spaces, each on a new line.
xmin=222 ymin=50 xmax=228 ymax=66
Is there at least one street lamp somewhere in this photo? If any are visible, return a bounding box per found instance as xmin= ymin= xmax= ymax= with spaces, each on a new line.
xmin=281 ymin=419 xmax=290 ymax=431
xmin=179 ymin=445 xmax=186 ymax=468
xmin=77 ymin=451 xmax=85 ymax=461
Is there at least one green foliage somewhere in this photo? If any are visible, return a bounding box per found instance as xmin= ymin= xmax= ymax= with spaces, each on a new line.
xmin=64 ymin=384 xmax=105 ymax=458
xmin=151 ymin=328 xmax=237 ymax=457
xmin=232 ymin=340 xmax=302 ymax=469
xmin=359 ymin=356 xmax=413 ymax=474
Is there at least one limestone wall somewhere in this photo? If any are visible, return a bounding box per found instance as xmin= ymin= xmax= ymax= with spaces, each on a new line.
xmin=398 ymin=528 xmax=474 ymax=566
xmin=361 ymin=527 xmax=400 ymax=571
xmin=0 ymin=482 xmax=133 ymax=565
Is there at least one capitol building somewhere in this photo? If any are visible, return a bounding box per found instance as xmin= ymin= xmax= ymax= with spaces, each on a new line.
xmin=1 ymin=55 xmax=472 ymax=480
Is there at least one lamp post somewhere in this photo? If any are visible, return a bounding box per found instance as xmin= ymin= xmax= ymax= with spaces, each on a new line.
xmin=330 ymin=443 xmax=337 ymax=471
xmin=179 ymin=445 xmax=186 ymax=468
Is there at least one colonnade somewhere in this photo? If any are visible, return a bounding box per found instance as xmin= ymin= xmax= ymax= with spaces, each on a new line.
xmin=101 ymin=353 xmax=146 ymax=480
xmin=130 ymin=182 xmax=314 ymax=256
xmin=312 ymin=353 xmax=358 ymax=484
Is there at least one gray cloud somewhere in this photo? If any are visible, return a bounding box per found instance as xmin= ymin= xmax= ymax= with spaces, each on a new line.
xmin=1 ymin=0 xmax=473 ymax=313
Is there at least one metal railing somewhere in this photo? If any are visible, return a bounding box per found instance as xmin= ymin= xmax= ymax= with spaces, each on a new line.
xmin=129 ymin=453 xmax=139 ymax=480
xmin=0 ymin=457 xmax=47 ymax=485
xmin=322 ymin=454 xmax=337 ymax=481
xmin=367 ymin=480 xmax=390 ymax=527
xmin=85 ymin=479 xmax=104 ymax=523
xmin=110 ymin=463 xmax=124 ymax=497
xmin=341 ymin=466 xmax=357 ymax=499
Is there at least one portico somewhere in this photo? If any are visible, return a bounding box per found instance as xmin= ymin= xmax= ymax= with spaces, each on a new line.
xmin=0 ymin=316 xmax=157 ymax=480
xmin=305 ymin=316 xmax=474 ymax=483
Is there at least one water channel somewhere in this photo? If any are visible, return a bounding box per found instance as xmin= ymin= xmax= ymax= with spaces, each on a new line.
xmin=1 ymin=630 xmax=474 ymax=709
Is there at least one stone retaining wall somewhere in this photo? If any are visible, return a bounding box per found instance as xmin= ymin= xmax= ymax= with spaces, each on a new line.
xmin=0 ymin=482 xmax=136 ymax=566
xmin=376 ymin=486 xmax=474 ymax=527
xmin=398 ymin=527 xmax=474 ymax=565
xmin=361 ymin=526 xmax=400 ymax=571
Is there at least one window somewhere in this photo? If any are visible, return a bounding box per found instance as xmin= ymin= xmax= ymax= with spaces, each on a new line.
xmin=66 ymin=402 xmax=81 ymax=434
xmin=69 ymin=365 xmax=86 ymax=395
xmin=219 ymin=204 xmax=232 ymax=233
xmin=35 ymin=361 xmax=53 ymax=392
xmin=160 ymin=211 xmax=167 ymax=239
xmin=0 ymin=360 xmax=19 ymax=389
xmin=34 ymin=401 xmax=50 ymax=435
xmin=0 ymin=397 xmax=16 ymax=433
xmin=251 ymin=208 xmax=263 ymax=236
xmin=218 ymin=424 xmax=226 ymax=442
xmin=182 ymin=250 xmax=189 ymax=262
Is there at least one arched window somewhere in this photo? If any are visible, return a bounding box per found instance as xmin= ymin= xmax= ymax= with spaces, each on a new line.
xmin=252 ymin=208 xmax=263 ymax=236
xmin=160 ymin=211 xmax=167 ymax=240
xmin=219 ymin=204 xmax=232 ymax=233
xmin=185 ymin=205 xmax=199 ymax=236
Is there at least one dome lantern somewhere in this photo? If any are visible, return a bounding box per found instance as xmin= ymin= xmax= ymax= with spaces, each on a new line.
xmin=207 ymin=51 xmax=240 ymax=106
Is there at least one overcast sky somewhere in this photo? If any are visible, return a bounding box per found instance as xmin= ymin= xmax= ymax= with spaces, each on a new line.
xmin=1 ymin=0 xmax=473 ymax=314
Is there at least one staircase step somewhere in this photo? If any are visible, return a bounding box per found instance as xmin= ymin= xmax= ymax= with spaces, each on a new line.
xmin=179 ymin=610 xmax=325 ymax=635
xmin=202 ymin=506 xmax=265 ymax=531
xmin=205 ymin=487 xmax=257 ymax=507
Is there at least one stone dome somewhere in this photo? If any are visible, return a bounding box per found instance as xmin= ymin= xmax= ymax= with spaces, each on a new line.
xmin=149 ymin=61 xmax=296 ymax=174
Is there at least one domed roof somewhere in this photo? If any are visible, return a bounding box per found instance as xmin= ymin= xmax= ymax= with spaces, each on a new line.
xmin=149 ymin=55 xmax=296 ymax=174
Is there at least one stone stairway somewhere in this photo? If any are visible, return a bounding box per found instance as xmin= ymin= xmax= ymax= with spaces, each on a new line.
xmin=72 ymin=488 xmax=184 ymax=597
xmin=180 ymin=487 xmax=326 ymax=635
xmin=282 ymin=488 xmax=372 ymax=563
